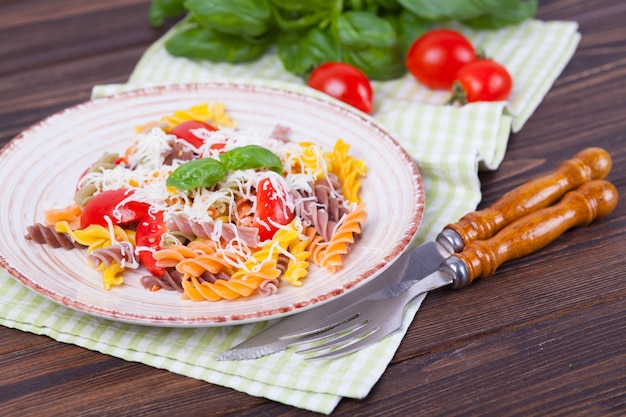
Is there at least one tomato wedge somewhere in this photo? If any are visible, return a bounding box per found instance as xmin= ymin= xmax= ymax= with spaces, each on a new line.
xmin=171 ymin=120 xmax=217 ymax=148
xmin=135 ymin=211 xmax=167 ymax=277
xmin=253 ymin=174 xmax=295 ymax=241
xmin=80 ymin=189 xmax=150 ymax=229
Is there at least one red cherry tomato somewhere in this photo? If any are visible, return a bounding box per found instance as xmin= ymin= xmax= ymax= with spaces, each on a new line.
xmin=80 ymin=189 xmax=150 ymax=229
xmin=452 ymin=59 xmax=513 ymax=103
xmin=253 ymin=175 xmax=295 ymax=241
xmin=307 ymin=62 xmax=374 ymax=114
xmin=171 ymin=120 xmax=217 ymax=148
xmin=406 ymin=29 xmax=476 ymax=90
xmin=135 ymin=211 xmax=167 ymax=277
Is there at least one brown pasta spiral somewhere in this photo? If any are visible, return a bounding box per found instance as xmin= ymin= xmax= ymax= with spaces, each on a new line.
xmin=141 ymin=268 xmax=185 ymax=292
xmin=163 ymin=139 xmax=196 ymax=165
xmin=166 ymin=212 xmax=260 ymax=247
xmin=87 ymin=241 xmax=136 ymax=268
xmin=25 ymin=223 xmax=81 ymax=250
xmin=292 ymin=174 xmax=349 ymax=241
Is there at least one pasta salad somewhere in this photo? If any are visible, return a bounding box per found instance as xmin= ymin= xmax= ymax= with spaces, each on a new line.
xmin=25 ymin=102 xmax=367 ymax=302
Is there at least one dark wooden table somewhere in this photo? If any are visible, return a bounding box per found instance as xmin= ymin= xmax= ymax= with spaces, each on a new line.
xmin=1 ymin=1 xmax=625 ymax=415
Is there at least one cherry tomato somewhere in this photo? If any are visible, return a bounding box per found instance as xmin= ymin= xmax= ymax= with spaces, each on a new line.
xmin=307 ymin=62 xmax=374 ymax=114
xmin=171 ymin=120 xmax=217 ymax=148
xmin=135 ymin=211 xmax=167 ymax=277
xmin=80 ymin=189 xmax=150 ymax=229
xmin=253 ymin=174 xmax=295 ymax=241
xmin=406 ymin=29 xmax=476 ymax=90
xmin=452 ymin=59 xmax=513 ymax=103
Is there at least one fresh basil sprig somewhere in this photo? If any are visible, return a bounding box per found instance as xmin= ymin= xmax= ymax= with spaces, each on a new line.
xmin=149 ymin=0 xmax=538 ymax=81
xmin=219 ymin=145 xmax=283 ymax=173
xmin=166 ymin=145 xmax=283 ymax=190
xmin=166 ymin=158 xmax=226 ymax=190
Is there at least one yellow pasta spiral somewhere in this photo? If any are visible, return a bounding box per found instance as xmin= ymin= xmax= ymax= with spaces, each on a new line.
xmin=294 ymin=142 xmax=327 ymax=179
xmin=97 ymin=261 xmax=124 ymax=290
xmin=230 ymin=221 xmax=305 ymax=280
xmin=54 ymin=222 xmax=135 ymax=289
xmin=281 ymin=237 xmax=310 ymax=287
xmin=55 ymin=221 xmax=135 ymax=252
xmin=327 ymin=139 xmax=367 ymax=204
xmin=157 ymin=102 xmax=236 ymax=132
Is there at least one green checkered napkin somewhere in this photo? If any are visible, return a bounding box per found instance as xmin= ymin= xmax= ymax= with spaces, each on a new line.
xmin=0 ymin=19 xmax=579 ymax=414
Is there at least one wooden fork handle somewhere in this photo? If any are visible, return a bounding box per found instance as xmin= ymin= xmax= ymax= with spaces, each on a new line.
xmin=444 ymin=179 xmax=618 ymax=289
xmin=443 ymin=148 xmax=612 ymax=251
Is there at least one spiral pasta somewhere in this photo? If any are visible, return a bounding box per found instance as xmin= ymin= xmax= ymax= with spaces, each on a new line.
xmin=44 ymin=203 xmax=82 ymax=228
xmin=318 ymin=204 xmax=367 ymax=273
xmin=157 ymin=102 xmax=236 ymax=132
xmin=53 ymin=221 xmax=136 ymax=288
xmin=25 ymin=223 xmax=80 ymax=250
xmin=327 ymin=139 xmax=367 ymax=204
xmin=182 ymin=260 xmax=281 ymax=301
xmin=55 ymin=222 xmax=135 ymax=253
xmin=25 ymin=102 xmax=368 ymax=302
xmin=281 ymin=237 xmax=310 ymax=287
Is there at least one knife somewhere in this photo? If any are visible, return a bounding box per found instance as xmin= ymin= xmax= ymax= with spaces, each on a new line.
xmin=216 ymin=147 xmax=611 ymax=361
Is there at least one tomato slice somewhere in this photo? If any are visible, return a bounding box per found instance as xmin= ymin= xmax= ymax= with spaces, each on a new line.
xmin=80 ymin=189 xmax=150 ymax=229
xmin=171 ymin=120 xmax=217 ymax=148
xmin=135 ymin=211 xmax=167 ymax=277
xmin=253 ymin=175 xmax=295 ymax=241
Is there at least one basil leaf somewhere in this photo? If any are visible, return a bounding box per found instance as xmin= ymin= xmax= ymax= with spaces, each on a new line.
xmin=344 ymin=0 xmax=379 ymax=13
xmin=185 ymin=0 xmax=273 ymax=38
xmin=343 ymin=45 xmax=406 ymax=80
xmin=271 ymin=0 xmax=338 ymax=13
xmin=277 ymin=27 xmax=342 ymax=76
xmin=335 ymin=11 xmax=397 ymax=50
xmin=371 ymin=0 xmax=402 ymax=12
xmin=165 ymin=26 xmax=272 ymax=63
xmin=219 ymin=145 xmax=283 ymax=174
xmin=385 ymin=9 xmax=430 ymax=54
xmin=462 ymin=0 xmax=538 ymax=29
xmin=149 ymin=0 xmax=186 ymax=27
xmin=396 ymin=0 xmax=536 ymax=26
xmin=270 ymin=0 xmax=336 ymax=31
xmin=166 ymin=158 xmax=227 ymax=190
xmin=396 ymin=0 xmax=483 ymax=20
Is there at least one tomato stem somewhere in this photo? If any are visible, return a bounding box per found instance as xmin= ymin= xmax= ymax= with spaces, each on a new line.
xmin=445 ymin=81 xmax=468 ymax=106
xmin=476 ymin=47 xmax=488 ymax=60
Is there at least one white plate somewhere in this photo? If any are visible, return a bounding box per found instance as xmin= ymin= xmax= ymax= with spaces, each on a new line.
xmin=0 ymin=82 xmax=424 ymax=326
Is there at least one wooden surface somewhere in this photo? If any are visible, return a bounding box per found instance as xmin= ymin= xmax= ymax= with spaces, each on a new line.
xmin=1 ymin=1 xmax=625 ymax=415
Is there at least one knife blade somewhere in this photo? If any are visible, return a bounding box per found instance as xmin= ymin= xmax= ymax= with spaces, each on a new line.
xmin=216 ymin=147 xmax=611 ymax=361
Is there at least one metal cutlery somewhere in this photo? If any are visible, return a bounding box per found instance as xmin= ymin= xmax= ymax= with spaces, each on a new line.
xmin=286 ymin=179 xmax=618 ymax=360
xmin=216 ymin=147 xmax=612 ymax=361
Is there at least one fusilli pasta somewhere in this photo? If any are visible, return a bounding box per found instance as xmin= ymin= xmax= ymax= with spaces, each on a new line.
xmin=26 ymin=102 xmax=368 ymax=301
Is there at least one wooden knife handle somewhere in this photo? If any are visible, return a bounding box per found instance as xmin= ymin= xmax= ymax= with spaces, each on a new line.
xmin=444 ymin=179 xmax=618 ymax=289
xmin=444 ymin=148 xmax=612 ymax=250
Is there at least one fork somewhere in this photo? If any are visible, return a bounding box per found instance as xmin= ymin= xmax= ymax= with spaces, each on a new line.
xmin=280 ymin=180 xmax=618 ymax=360
xmin=285 ymin=274 xmax=444 ymax=360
